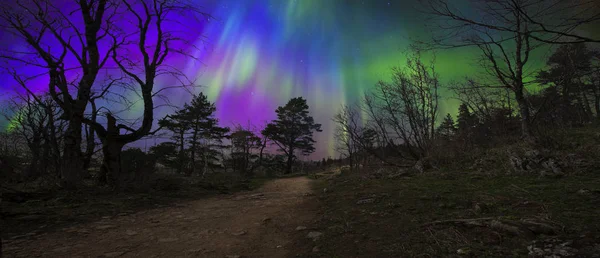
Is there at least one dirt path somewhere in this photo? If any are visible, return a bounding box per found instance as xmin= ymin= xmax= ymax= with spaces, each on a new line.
xmin=5 ymin=177 xmax=318 ymax=258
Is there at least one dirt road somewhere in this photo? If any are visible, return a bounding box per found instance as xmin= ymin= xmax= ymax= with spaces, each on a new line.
xmin=5 ymin=177 xmax=318 ymax=258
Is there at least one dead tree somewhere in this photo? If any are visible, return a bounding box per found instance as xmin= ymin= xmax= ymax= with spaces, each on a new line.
xmin=422 ymin=0 xmax=600 ymax=140
xmin=1 ymin=0 xmax=211 ymax=189
xmin=0 ymin=0 xmax=117 ymax=188
xmin=332 ymin=105 xmax=362 ymax=170
xmin=364 ymin=50 xmax=440 ymax=162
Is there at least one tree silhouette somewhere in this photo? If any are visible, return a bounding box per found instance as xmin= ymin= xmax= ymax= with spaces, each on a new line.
xmin=0 ymin=0 xmax=211 ymax=189
xmin=437 ymin=113 xmax=456 ymax=141
xmin=230 ymin=126 xmax=264 ymax=177
xmin=262 ymin=97 xmax=322 ymax=174
xmin=422 ymin=0 xmax=600 ymax=140
xmin=161 ymin=93 xmax=229 ymax=176
xmin=537 ymin=43 xmax=596 ymax=124
xmin=158 ymin=109 xmax=191 ymax=174
xmin=457 ymin=103 xmax=476 ymax=136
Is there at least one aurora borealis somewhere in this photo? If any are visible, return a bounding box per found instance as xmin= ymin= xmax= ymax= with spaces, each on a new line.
xmin=174 ymin=0 xmax=477 ymax=159
xmin=0 ymin=0 xmax=567 ymax=159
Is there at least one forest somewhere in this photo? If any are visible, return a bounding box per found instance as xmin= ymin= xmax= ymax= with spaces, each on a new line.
xmin=1 ymin=0 xmax=600 ymax=257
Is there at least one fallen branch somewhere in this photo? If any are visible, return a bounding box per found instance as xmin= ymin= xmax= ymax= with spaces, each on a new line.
xmin=421 ymin=217 xmax=557 ymax=238
xmin=420 ymin=217 xmax=497 ymax=227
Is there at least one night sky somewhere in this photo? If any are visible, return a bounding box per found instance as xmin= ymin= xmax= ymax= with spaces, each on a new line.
xmin=0 ymin=0 xmax=572 ymax=159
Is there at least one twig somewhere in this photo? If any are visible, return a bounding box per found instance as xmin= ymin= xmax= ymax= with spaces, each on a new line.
xmin=510 ymin=184 xmax=533 ymax=195
xmin=421 ymin=217 xmax=497 ymax=227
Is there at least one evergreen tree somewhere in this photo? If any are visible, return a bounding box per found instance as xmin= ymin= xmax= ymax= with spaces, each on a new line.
xmin=230 ymin=126 xmax=263 ymax=177
xmin=457 ymin=103 xmax=476 ymax=134
xmin=158 ymin=109 xmax=190 ymax=174
xmin=262 ymin=97 xmax=322 ymax=174
xmin=437 ymin=113 xmax=457 ymax=140
xmin=184 ymin=93 xmax=230 ymax=176
xmin=159 ymin=93 xmax=229 ymax=176
xmin=537 ymin=43 xmax=595 ymax=124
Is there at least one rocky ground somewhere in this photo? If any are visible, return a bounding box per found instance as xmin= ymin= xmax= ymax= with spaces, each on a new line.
xmin=3 ymin=177 xmax=320 ymax=258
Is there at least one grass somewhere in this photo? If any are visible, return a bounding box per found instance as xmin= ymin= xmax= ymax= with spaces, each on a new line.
xmin=301 ymin=171 xmax=600 ymax=257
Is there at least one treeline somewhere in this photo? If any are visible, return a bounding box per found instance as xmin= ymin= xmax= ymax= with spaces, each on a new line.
xmin=1 ymin=94 xmax=322 ymax=188
xmin=333 ymin=43 xmax=600 ymax=170
xmin=154 ymin=94 xmax=321 ymax=178
xmin=331 ymin=0 xmax=600 ymax=171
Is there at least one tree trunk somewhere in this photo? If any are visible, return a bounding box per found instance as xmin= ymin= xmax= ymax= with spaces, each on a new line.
xmin=178 ymin=130 xmax=185 ymax=174
xmin=99 ymin=114 xmax=124 ymax=188
xmin=202 ymin=141 xmax=208 ymax=177
xmin=580 ymin=91 xmax=593 ymax=122
xmin=189 ymin=126 xmax=198 ymax=176
xmin=61 ymin=116 xmax=83 ymax=189
xmin=514 ymin=89 xmax=533 ymax=140
xmin=26 ymin=142 xmax=41 ymax=179
xmin=82 ymin=124 xmax=95 ymax=172
xmin=45 ymin=107 xmax=61 ymax=176
xmin=595 ymin=94 xmax=600 ymax=120
xmin=286 ymin=146 xmax=294 ymax=174
xmin=83 ymin=101 xmax=97 ymax=172
xmin=101 ymin=138 xmax=123 ymax=188
xmin=349 ymin=151 xmax=353 ymax=170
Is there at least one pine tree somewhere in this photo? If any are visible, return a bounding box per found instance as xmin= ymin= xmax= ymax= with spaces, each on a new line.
xmin=158 ymin=109 xmax=190 ymax=174
xmin=230 ymin=126 xmax=263 ymax=177
xmin=184 ymin=93 xmax=230 ymax=176
xmin=437 ymin=113 xmax=457 ymax=140
xmin=160 ymin=93 xmax=229 ymax=176
xmin=262 ymin=97 xmax=322 ymax=174
xmin=457 ymin=103 xmax=475 ymax=134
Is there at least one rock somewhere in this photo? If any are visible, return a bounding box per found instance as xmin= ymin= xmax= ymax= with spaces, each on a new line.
xmin=456 ymin=248 xmax=470 ymax=255
xmin=103 ymin=251 xmax=125 ymax=257
xmin=312 ymin=246 xmax=320 ymax=252
xmin=232 ymin=231 xmax=247 ymax=236
xmin=356 ymin=198 xmax=375 ymax=205
xmin=577 ymin=189 xmax=591 ymax=195
xmin=306 ymin=231 xmax=323 ymax=241
xmin=474 ymin=203 xmax=486 ymax=214
xmin=125 ymin=230 xmax=138 ymax=236
xmin=414 ymin=160 xmax=425 ymax=173
xmin=508 ymin=152 xmax=526 ymax=173
xmin=96 ymin=225 xmax=117 ymax=230
xmin=528 ymin=238 xmax=578 ymax=257
xmin=158 ymin=237 xmax=178 ymax=243
xmin=295 ymin=226 xmax=307 ymax=231
xmin=541 ymin=158 xmax=563 ymax=177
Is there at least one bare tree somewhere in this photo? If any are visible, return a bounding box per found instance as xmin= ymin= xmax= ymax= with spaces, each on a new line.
xmin=3 ymin=92 xmax=64 ymax=179
xmin=332 ymin=106 xmax=361 ymax=170
xmin=0 ymin=0 xmax=118 ymax=188
xmin=0 ymin=0 xmax=211 ymax=188
xmin=450 ymin=79 xmax=513 ymax=120
xmin=422 ymin=0 xmax=600 ymax=140
xmin=363 ymin=50 xmax=440 ymax=162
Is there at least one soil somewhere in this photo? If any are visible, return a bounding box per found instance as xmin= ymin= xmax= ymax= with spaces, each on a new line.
xmin=3 ymin=177 xmax=318 ymax=258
